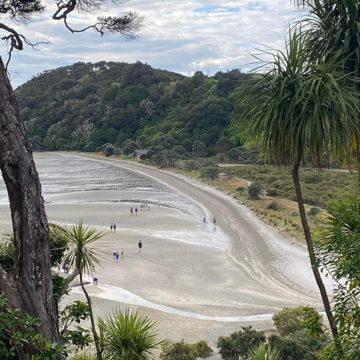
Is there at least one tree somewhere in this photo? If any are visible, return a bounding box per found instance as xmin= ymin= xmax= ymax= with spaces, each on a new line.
xmin=294 ymin=0 xmax=360 ymax=191
xmin=315 ymin=195 xmax=360 ymax=359
xmin=103 ymin=143 xmax=115 ymax=157
xmin=248 ymin=182 xmax=262 ymax=200
xmin=237 ymin=29 xmax=359 ymax=339
xmin=160 ymin=339 xmax=213 ymax=360
xmin=217 ymin=326 xmax=266 ymax=360
xmin=172 ymin=145 xmax=187 ymax=156
xmin=64 ymin=221 xmax=106 ymax=360
xmin=152 ymin=150 xmax=180 ymax=168
xmin=122 ymin=140 xmax=140 ymax=155
xmin=200 ymin=166 xmax=220 ymax=180
xmin=214 ymin=137 xmax=232 ymax=154
xmin=0 ymin=1 xmax=143 ymax=356
xmin=98 ymin=308 xmax=162 ymax=360
xmin=272 ymin=306 xmax=323 ymax=338
xmin=192 ymin=140 xmax=207 ymax=158
xmin=248 ymin=343 xmax=279 ymax=360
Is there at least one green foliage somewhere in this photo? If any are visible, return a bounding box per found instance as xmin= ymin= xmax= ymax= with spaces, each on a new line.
xmin=217 ymin=326 xmax=266 ymax=360
xmin=268 ymin=335 xmax=315 ymax=360
xmin=152 ymin=150 xmax=180 ymax=168
xmin=60 ymin=301 xmax=92 ymax=351
xmin=98 ymin=308 xmax=162 ymax=360
xmin=0 ymin=295 xmax=65 ymax=359
xmin=272 ymin=306 xmax=323 ymax=337
xmin=17 ymin=61 xmax=246 ymax=152
xmin=225 ymin=166 xmax=357 ymax=208
xmin=248 ymin=343 xmax=280 ymax=360
xmin=84 ymin=142 xmax=96 ymax=152
xmin=122 ymin=141 xmax=140 ymax=155
xmin=0 ymin=223 xmax=68 ymax=272
xmin=185 ymin=159 xmax=203 ymax=172
xmin=64 ymin=221 xmax=105 ymax=275
xmin=214 ymin=137 xmax=232 ymax=154
xmin=316 ymin=196 xmax=360 ymax=359
xmin=266 ymin=188 xmax=278 ymax=197
xmin=192 ymin=141 xmax=207 ymax=157
xmin=248 ymin=182 xmax=262 ymax=200
xmin=268 ymin=200 xmax=282 ymax=211
xmin=160 ymin=339 xmax=213 ymax=360
xmin=200 ymin=166 xmax=220 ymax=180
xmin=103 ymin=143 xmax=115 ymax=157
xmin=173 ymin=145 xmax=187 ymax=156
xmin=114 ymin=147 xmax=122 ymax=156
xmin=307 ymin=208 xmax=320 ymax=217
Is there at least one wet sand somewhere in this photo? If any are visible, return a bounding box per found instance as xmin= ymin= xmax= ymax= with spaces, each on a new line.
xmin=0 ymin=152 xmax=331 ymax=347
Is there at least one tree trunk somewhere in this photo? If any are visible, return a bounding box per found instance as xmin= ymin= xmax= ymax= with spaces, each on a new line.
xmin=292 ymin=153 xmax=338 ymax=339
xmin=357 ymin=148 xmax=360 ymax=196
xmin=0 ymin=58 xmax=60 ymax=355
xmin=79 ymin=272 xmax=103 ymax=360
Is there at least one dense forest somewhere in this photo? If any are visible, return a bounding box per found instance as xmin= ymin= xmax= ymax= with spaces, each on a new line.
xmin=16 ymin=61 xmax=249 ymax=154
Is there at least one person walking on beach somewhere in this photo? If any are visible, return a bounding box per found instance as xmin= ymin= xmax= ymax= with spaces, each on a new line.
xmin=112 ymin=249 xmax=116 ymax=260
xmin=130 ymin=207 xmax=133 ymax=215
xmin=203 ymin=217 xmax=206 ymax=227
xmin=110 ymin=223 xmax=113 ymax=232
xmin=115 ymin=250 xmax=119 ymax=263
xmin=158 ymin=201 xmax=160 ymax=208
xmin=135 ymin=207 xmax=138 ymax=216
xmin=213 ymin=216 xmax=216 ymax=225
xmin=121 ymin=248 xmax=124 ymax=259
xmin=138 ymin=240 xmax=142 ymax=252
xmin=113 ymin=223 xmax=116 ymax=232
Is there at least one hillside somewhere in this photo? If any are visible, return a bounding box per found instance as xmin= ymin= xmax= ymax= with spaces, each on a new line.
xmin=15 ymin=61 xmax=248 ymax=153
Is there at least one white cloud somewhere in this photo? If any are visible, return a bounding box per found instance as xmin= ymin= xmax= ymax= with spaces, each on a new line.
xmin=0 ymin=0 xmax=303 ymax=87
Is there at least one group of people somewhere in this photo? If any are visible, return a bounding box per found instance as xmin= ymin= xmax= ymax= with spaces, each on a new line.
xmin=110 ymin=223 xmax=117 ymax=232
xmin=202 ymin=216 xmax=217 ymax=230
xmin=130 ymin=207 xmax=138 ymax=215
xmin=140 ymin=203 xmax=151 ymax=211
xmin=112 ymin=240 xmax=143 ymax=263
xmin=112 ymin=248 xmax=124 ymax=262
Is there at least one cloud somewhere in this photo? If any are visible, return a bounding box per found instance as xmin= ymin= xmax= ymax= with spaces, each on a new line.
xmin=0 ymin=0 xmax=303 ymax=88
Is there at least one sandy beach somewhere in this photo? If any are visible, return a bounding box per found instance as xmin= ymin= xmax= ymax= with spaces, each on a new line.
xmin=0 ymin=152 xmax=330 ymax=348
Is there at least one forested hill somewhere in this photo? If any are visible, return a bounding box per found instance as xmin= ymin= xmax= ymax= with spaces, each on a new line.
xmin=16 ymin=61 xmax=247 ymax=153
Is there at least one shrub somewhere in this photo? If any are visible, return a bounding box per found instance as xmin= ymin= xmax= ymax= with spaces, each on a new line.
xmin=123 ymin=141 xmax=140 ymax=155
xmin=272 ymin=306 xmax=323 ymax=337
xmin=114 ymin=147 xmax=122 ymax=156
xmin=84 ymin=142 xmax=96 ymax=152
xmin=216 ymin=153 xmax=226 ymax=162
xmin=266 ymin=188 xmax=278 ymax=196
xmin=248 ymin=182 xmax=262 ymax=200
xmin=307 ymin=207 xmax=320 ymax=216
xmin=268 ymin=335 xmax=313 ymax=360
xmin=185 ymin=159 xmax=204 ymax=172
xmin=268 ymin=200 xmax=282 ymax=211
xmin=217 ymin=326 xmax=266 ymax=360
xmin=248 ymin=343 xmax=280 ymax=360
xmin=192 ymin=140 xmax=207 ymax=157
xmin=236 ymin=187 xmax=245 ymax=193
xmin=103 ymin=143 xmax=115 ymax=157
xmin=161 ymin=339 xmax=213 ymax=360
xmin=173 ymin=145 xmax=187 ymax=156
xmin=200 ymin=166 xmax=220 ymax=180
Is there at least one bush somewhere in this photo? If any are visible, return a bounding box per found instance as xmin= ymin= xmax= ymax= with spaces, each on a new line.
xmin=103 ymin=143 xmax=115 ymax=157
xmin=268 ymin=335 xmax=313 ymax=360
xmin=160 ymin=339 xmax=213 ymax=360
xmin=236 ymin=186 xmax=245 ymax=193
xmin=123 ymin=141 xmax=140 ymax=155
xmin=248 ymin=182 xmax=262 ymax=200
xmin=266 ymin=188 xmax=278 ymax=196
xmin=114 ymin=147 xmax=122 ymax=156
xmin=217 ymin=326 xmax=266 ymax=360
xmin=307 ymin=207 xmax=320 ymax=216
xmin=84 ymin=142 xmax=96 ymax=152
xmin=272 ymin=306 xmax=323 ymax=337
xmin=192 ymin=140 xmax=207 ymax=157
xmin=200 ymin=166 xmax=220 ymax=180
xmin=185 ymin=159 xmax=204 ymax=172
xmin=216 ymin=153 xmax=226 ymax=162
xmin=173 ymin=145 xmax=187 ymax=156
xmin=268 ymin=200 xmax=282 ymax=211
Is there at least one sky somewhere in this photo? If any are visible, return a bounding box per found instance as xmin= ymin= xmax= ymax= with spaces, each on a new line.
xmin=1 ymin=0 xmax=302 ymax=88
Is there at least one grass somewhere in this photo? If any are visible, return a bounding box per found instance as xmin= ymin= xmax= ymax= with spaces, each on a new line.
xmin=173 ymin=165 xmax=356 ymax=242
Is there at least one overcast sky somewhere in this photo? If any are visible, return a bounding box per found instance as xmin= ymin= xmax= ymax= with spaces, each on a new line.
xmin=2 ymin=0 xmax=301 ymax=88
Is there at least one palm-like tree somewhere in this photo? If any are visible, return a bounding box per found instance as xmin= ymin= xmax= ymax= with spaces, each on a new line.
xmin=97 ymin=308 xmax=163 ymax=360
xmin=237 ymin=30 xmax=359 ymax=339
xmin=64 ymin=221 xmax=106 ymax=360
xmin=248 ymin=343 xmax=280 ymax=360
xmin=295 ymin=0 xmax=360 ymax=184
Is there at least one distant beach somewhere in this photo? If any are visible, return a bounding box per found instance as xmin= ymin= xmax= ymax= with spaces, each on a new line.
xmin=0 ymin=152 xmax=329 ymax=347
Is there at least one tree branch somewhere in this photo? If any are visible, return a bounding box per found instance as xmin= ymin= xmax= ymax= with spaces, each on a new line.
xmin=62 ymin=268 xmax=79 ymax=293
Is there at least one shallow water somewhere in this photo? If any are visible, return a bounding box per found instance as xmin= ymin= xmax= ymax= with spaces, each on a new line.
xmin=0 ymin=153 xmax=228 ymax=250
